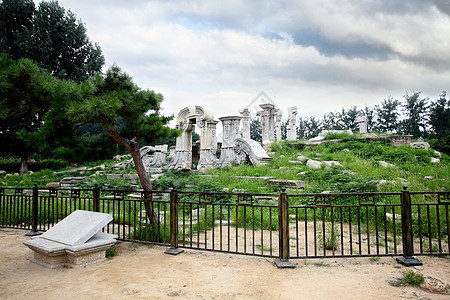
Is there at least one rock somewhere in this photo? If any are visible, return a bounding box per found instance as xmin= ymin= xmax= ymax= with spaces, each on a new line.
xmin=5 ymin=173 xmax=13 ymax=178
xmin=434 ymin=150 xmax=441 ymax=157
xmin=297 ymin=155 xmax=309 ymax=163
xmin=268 ymin=179 xmax=306 ymax=189
xmin=27 ymin=171 xmax=33 ymax=175
xmin=46 ymin=182 xmax=60 ymax=189
xmin=421 ymin=275 xmax=450 ymax=295
xmin=53 ymin=167 xmax=87 ymax=175
xmin=106 ymin=174 xmax=122 ymax=180
xmin=0 ymin=170 xmax=5 ymax=175
xmin=59 ymin=177 xmax=89 ymax=187
xmin=431 ymin=157 xmax=440 ymax=163
xmin=296 ymin=171 xmax=307 ymax=176
xmin=306 ymin=159 xmax=322 ymax=170
xmin=113 ymin=155 xmax=130 ymax=161
xmin=288 ymin=160 xmax=303 ymax=164
xmin=379 ymin=161 xmax=396 ymax=168
xmin=86 ymin=164 xmax=106 ymax=171
xmin=424 ymin=176 xmax=434 ymax=180
xmin=148 ymin=168 xmax=163 ymax=174
xmin=122 ymin=174 xmax=139 ymax=180
xmin=14 ymin=173 xmax=19 ymax=176
xmin=342 ymin=149 xmax=351 ymax=152
xmin=342 ymin=170 xmax=357 ymax=175
xmin=322 ymin=161 xmax=343 ymax=168
xmin=151 ymin=173 xmax=164 ymax=179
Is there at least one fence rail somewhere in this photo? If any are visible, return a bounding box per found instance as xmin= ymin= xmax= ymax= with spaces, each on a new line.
xmin=1 ymin=185 xmax=448 ymax=264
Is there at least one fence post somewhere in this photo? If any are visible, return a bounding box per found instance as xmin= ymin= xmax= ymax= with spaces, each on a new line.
xmin=26 ymin=183 xmax=41 ymax=236
xmin=93 ymin=184 xmax=100 ymax=212
xmin=275 ymin=187 xmax=295 ymax=268
xmin=164 ymin=188 xmax=184 ymax=255
xmin=397 ymin=186 xmax=422 ymax=266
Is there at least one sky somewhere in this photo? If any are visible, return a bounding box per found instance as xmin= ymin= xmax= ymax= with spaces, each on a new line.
xmin=37 ymin=0 xmax=450 ymax=121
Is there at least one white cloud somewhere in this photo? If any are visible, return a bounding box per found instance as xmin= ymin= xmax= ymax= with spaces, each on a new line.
xmin=35 ymin=0 xmax=450 ymax=122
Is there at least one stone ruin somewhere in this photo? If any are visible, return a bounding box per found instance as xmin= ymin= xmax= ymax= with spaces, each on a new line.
xmin=140 ymin=105 xmax=272 ymax=171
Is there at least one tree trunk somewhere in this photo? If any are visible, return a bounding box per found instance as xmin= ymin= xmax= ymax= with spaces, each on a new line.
xmin=104 ymin=126 xmax=159 ymax=224
xmin=20 ymin=155 xmax=28 ymax=175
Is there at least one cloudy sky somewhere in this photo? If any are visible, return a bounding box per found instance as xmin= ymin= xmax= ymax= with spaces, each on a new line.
xmin=41 ymin=0 xmax=450 ymax=120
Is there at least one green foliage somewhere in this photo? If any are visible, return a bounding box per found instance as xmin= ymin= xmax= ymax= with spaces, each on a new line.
xmin=323 ymin=132 xmax=355 ymax=140
xmin=402 ymin=270 xmax=425 ymax=286
xmin=0 ymin=159 xmax=68 ymax=173
xmin=0 ymin=0 xmax=104 ymax=82
xmin=106 ymin=246 xmax=117 ymax=258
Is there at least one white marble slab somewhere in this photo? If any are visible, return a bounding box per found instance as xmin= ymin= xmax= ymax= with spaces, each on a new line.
xmin=40 ymin=210 xmax=113 ymax=246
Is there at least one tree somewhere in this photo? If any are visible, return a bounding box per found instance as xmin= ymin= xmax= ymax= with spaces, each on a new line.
xmin=400 ymin=92 xmax=429 ymax=137
xmin=250 ymin=118 xmax=262 ymax=143
xmin=375 ymin=96 xmax=401 ymax=133
xmin=428 ymin=91 xmax=450 ymax=154
xmin=67 ymin=66 xmax=178 ymax=222
xmin=0 ymin=54 xmax=57 ymax=173
xmin=0 ymin=0 xmax=104 ymax=82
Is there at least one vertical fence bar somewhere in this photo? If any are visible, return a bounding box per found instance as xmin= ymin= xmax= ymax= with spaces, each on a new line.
xmin=165 ymin=189 xmax=183 ymax=255
xmin=26 ymin=183 xmax=40 ymax=236
xmin=93 ymin=185 xmax=100 ymax=212
xmin=397 ymin=186 xmax=422 ymax=266
xmin=275 ymin=188 xmax=295 ymax=268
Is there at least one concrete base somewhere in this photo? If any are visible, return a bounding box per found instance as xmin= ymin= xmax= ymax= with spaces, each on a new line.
xmin=164 ymin=247 xmax=184 ymax=255
xmin=274 ymin=259 xmax=296 ymax=269
xmin=25 ymin=231 xmax=42 ymax=237
xmin=396 ymin=256 xmax=423 ymax=266
xmin=24 ymin=232 xmax=117 ymax=269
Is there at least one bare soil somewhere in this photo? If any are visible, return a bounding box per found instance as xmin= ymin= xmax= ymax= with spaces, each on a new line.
xmin=1 ymin=228 xmax=449 ymax=299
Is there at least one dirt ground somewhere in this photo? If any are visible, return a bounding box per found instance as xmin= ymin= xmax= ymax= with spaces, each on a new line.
xmin=1 ymin=228 xmax=449 ymax=300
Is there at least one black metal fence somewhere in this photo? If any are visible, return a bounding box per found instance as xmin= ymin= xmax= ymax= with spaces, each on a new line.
xmin=1 ymin=185 xmax=449 ymax=262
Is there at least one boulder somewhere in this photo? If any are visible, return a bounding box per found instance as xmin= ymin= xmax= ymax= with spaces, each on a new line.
xmin=322 ymin=161 xmax=343 ymax=168
xmin=431 ymin=157 xmax=440 ymax=163
xmin=379 ymin=161 xmax=396 ymax=168
xmin=306 ymin=159 xmax=322 ymax=170
xmin=106 ymin=174 xmax=122 ymax=180
xmin=297 ymin=155 xmax=309 ymax=163
xmin=122 ymin=174 xmax=139 ymax=180
xmin=268 ymin=179 xmax=306 ymax=189
xmin=46 ymin=182 xmax=60 ymax=189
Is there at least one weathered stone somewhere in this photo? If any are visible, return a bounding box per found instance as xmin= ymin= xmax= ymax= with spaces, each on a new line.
xmin=53 ymin=167 xmax=87 ymax=175
xmin=431 ymin=157 xmax=440 ymax=163
xmin=286 ymin=106 xmax=298 ymax=140
xmin=0 ymin=170 xmax=5 ymax=175
xmin=322 ymin=161 xmax=343 ymax=168
xmin=86 ymin=165 xmax=105 ymax=171
xmin=410 ymin=137 xmax=430 ymax=151
xmin=106 ymin=174 xmax=122 ymax=180
xmin=122 ymin=173 xmax=139 ymax=180
xmin=306 ymin=159 xmax=322 ymax=170
xmin=60 ymin=177 xmax=89 ymax=185
xmin=379 ymin=161 xmax=396 ymax=168
xmin=424 ymin=176 xmax=434 ymax=180
xmin=148 ymin=168 xmax=163 ymax=174
xmin=257 ymin=103 xmax=278 ymax=145
xmin=46 ymin=182 xmax=60 ymax=189
xmin=297 ymin=155 xmax=308 ymax=163
xmin=356 ymin=116 xmax=368 ymax=133
xmin=268 ymin=179 xmax=306 ymax=188
xmin=234 ymin=138 xmax=272 ymax=166
xmin=296 ymin=171 xmax=307 ymax=176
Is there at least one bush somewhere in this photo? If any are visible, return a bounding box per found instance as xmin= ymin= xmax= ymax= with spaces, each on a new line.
xmin=0 ymin=159 xmax=68 ymax=173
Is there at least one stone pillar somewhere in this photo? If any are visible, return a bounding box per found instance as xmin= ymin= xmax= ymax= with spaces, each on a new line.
xmin=239 ymin=108 xmax=251 ymax=139
xmin=356 ymin=116 xmax=368 ymax=133
xmin=170 ymin=123 xmax=194 ymax=169
xmin=287 ymin=106 xmax=298 ymax=140
xmin=197 ymin=120 xmax=219 ymax=170
xmin=257 ymin=103 xmax=277 ymax=145
xmin=218 ymin=116 xmax=242 ymax=167
xmin=276 ymin=112 xmax=282 ymax=142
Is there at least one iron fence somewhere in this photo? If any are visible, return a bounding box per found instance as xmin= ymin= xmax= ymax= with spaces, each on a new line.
xmin=1 ymin=185 xmax=448 ymax=264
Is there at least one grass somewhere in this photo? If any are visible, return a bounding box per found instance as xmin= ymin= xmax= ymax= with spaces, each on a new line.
xmin=106 ymin=246 xmax=117 ymax=259
xmin=389 ymin=270 xmax=425 ymax=287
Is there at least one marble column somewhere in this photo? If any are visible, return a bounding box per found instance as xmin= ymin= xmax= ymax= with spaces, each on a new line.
xmin=287 ymin=106 xmax=298 ymax=140
xmin=257 ymin=103 xmax=277 ymax=145
xmin=218 ymin=116 xmax=242 ymax=167
xmin=356 ymin=116 xmax=368 ymax=133
xmin=239 ymin=108 xmax=251 ymax=139
xmin=170 ymin=123 xmax=194 ymax=169
xmin=197 ymin=120 xmax=219 ymax=170
xmin=276 ymin=112 xmax=282 ymax=142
